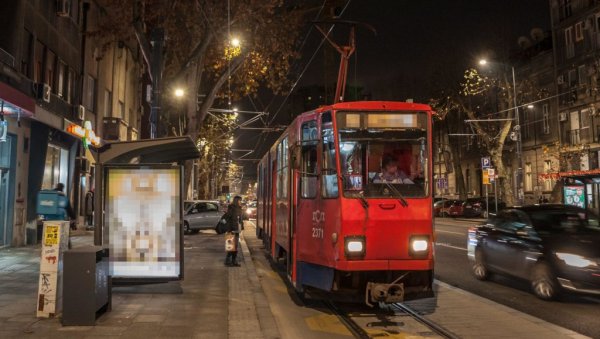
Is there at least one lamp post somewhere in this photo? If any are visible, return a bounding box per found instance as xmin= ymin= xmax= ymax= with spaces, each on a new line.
xmin=479 ymin=59 xmax=524 ymax=205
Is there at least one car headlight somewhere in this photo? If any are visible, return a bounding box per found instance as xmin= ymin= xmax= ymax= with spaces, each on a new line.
xmin=409 ymin=235 xmax=430 ymax=258
xmin=246 ymin=208 xmax=253 ymax=214
xmin=344 ymin=236 xmax=365 ymax=258
xmin=556 ymin=253 xmax=597 ymax=268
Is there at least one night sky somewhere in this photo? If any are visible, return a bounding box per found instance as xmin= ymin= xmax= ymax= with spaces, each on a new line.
xmin=304 ymin=0 xmax=552 ymax=101
xmin=237 ymin=0 xmax=551 ymax=180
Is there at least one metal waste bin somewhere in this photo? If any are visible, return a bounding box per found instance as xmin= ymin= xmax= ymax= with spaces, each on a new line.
xmin=62 ymin=246 xmax=110 ymax=325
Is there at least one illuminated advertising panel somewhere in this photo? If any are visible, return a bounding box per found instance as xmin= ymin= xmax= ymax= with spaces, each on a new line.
xmin=563 ymin=185 xmax=585 ymax=208
xmin=104 ymin=165 xmax=182 ymax=279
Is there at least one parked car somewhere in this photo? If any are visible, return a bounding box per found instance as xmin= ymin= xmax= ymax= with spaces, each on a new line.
xmin=462 ymin=198 xmax=484 ymax=218
xmin=471 ymin=197 xmax=506 ymax=215
xmin=467 ymin=204 xmax=600 ymax=300
xmin=183 ymin=200 xmax=223 ymax=234
xmin=434 ymin=199 xmax=461 ymax=217
xmin=447 ymin=200 xmax=464 ymax=217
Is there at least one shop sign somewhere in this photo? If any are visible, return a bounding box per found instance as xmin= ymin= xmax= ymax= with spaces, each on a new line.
xmin=66 ymin=121 xmax=101 ymax=148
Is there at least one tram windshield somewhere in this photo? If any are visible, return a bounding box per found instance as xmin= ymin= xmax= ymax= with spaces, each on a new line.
xmin=337 ymin=111 xmax=429 ymax=198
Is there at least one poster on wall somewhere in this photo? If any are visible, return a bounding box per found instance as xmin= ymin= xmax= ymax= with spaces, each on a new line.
xmin=563 ymin=186 xmax=585 ymax=208
xmin=104 ymin=165 xmax=182 ymax=280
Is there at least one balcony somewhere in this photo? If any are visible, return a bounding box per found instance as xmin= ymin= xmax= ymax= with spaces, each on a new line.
xmin=564 ymin=127 xmax=591 ymax=146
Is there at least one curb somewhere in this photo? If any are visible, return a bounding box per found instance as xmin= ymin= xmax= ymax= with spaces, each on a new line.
xmin=239 ymin=232 xmax=281 ymax=339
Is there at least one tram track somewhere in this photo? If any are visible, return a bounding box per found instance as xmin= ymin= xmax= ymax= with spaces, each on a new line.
xmin=324 ymin=299 xmax=459 ymax=339
xmin=391 ymin=302 xmax=460 ymax=339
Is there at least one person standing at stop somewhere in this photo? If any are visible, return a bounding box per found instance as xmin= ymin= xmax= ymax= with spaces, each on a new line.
xmin=224 ymin=196 xmax=244 ymax=267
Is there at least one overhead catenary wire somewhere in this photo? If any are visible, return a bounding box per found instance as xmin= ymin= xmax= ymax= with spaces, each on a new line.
xmin=268 ymin=0 xmax=353 ymax=125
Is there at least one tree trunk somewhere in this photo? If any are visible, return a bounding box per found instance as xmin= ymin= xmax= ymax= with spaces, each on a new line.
xmin=491 ymin=151 xmax=514 ymax=206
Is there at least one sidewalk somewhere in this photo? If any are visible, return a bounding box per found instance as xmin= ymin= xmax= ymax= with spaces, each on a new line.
xmin=0 ymin=226 xmax=279 ymax=338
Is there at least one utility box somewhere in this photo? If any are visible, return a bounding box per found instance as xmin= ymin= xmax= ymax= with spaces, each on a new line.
xmin=62 ymin=247 xmax=110 ymax=326
xmin=36 ymin=190 xmax=68 ymax=221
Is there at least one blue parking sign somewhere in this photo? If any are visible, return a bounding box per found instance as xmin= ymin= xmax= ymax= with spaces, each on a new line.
xmin=481 ymin=157 xmax=491 ymax=169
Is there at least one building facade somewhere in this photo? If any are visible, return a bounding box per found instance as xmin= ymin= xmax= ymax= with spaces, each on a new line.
xmin=0 ymin=0 xmax=142 ymax=247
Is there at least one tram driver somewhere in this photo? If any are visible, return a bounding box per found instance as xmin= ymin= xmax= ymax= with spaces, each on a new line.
xmin=372 ymin=155 xmax=414 ymax=184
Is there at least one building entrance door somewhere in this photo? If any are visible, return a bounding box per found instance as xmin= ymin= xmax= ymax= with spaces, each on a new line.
xmin=0 ymin=135 xmax=15 ymax=247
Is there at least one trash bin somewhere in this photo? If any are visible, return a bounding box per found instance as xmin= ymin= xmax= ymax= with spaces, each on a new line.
xmin=62 ymin=246 xmax=110 ymax=326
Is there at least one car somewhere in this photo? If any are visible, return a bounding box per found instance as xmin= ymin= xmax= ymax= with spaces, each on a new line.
xmin=245 ymin=201 xmax=257 ymax=220
xmin=183 ymin=200 xmax=224 ymax=234
xmin=467 ymin=204 xmax=600 ymax=300
xmin=434 ymin=199 xmax=463 ymax=217
xmin=462 ymin=198 xmax=484 ymax=218
xmin=447 ymin=200 xmax=464 ymax=217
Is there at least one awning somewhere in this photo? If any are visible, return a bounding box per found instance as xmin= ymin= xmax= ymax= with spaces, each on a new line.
xmin=98 ymin=136 xmax=200 ymax=164
xmin=0 ymin=82 xmax=35 ymax=117
xmin=539 ymin=168 xmax=600 ymax=182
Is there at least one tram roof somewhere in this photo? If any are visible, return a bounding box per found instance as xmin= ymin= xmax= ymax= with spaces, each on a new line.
xmin=313 ymin=101 xmax=433 ymax=113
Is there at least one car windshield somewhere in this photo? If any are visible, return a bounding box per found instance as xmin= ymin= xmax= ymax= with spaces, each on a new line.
xmin=530 ymin=210 xmax=600 ymax=235
xmin=337 ymin=111 xmax=429 ymax=198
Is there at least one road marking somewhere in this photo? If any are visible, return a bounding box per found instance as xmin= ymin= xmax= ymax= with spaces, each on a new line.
xmin=305 ymin=314 xmax=351 ymax=336
xmin=435 ymin=229 xmax=464 ymax=235
xmin=435 ymin=242 xmax=467 ymax=251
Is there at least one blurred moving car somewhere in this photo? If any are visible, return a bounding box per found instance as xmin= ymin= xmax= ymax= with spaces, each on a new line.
xmin=183 ymin=200 xmax=223 ymax=234
xmin=245 ymin=201 xmax=257 ymax=220
xmin=467 ymin=204 xmax=600 ymax=300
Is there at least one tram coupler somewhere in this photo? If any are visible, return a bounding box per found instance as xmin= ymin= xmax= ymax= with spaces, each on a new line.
xmin=365 ymin=282 xmax=405 ymax=307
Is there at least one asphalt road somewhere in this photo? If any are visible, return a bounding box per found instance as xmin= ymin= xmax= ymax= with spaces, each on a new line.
xmin=434 ymin=217 xmax=600 ymax=338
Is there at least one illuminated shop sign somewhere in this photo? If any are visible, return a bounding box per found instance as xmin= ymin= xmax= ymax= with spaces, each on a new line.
xmin=105 ymin=165 xmax=182 ymax=280
xmin=66 ymin=121 xmax=101 ymax=148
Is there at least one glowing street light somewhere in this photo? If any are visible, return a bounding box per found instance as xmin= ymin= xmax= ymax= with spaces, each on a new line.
xmin=230 ymin=38 xmax=241 ymax=47
xmin=174 ymin=88 xmax=185 ymax=97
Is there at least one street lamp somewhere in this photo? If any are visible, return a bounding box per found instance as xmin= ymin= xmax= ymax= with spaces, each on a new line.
xmin=478 ymin=58 xmax=524 ymax=206
xmin=174 ymin=88 xmax=185 ymax=98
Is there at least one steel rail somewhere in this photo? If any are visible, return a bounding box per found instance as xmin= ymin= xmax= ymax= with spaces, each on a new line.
xmin=391 ymin=303 xmax=460 ymax=339
xmin=323 ymin=301 xmax=371 ymax=339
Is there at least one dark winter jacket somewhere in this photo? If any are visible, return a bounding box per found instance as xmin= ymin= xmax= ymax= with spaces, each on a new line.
xmin=224 ymin=204 xmax=243 ymax=233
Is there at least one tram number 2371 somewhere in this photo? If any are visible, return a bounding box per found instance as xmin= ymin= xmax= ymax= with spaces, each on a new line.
xmin=312 ymin=227 xmax=324 ymax=239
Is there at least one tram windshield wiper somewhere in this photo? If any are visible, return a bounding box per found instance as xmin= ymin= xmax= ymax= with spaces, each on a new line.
xmin=357 ymin=191 xmax=369 ymax=210
xmin=383 ymin=181 xmax=409 ymax=207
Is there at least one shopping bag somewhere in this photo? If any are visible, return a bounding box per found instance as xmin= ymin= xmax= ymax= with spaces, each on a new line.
xmin=225 ymin=233 xmax=237 ymax=252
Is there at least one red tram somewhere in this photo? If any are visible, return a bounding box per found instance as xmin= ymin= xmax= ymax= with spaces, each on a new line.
xmin=256 ymin=101 xmax=434 ymax=305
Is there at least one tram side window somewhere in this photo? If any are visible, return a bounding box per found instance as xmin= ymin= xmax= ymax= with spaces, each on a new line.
xmin=276 ymin=137 xmax=289 ymax=199
xmin=301 ymin=121 xmax=318 ymax=199
xmin=321 ymin=112 xmax=338 ymax=198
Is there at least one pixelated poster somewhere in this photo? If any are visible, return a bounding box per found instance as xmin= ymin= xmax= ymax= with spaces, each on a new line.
xmin=105 ymin=166 xmax=182 ymax=279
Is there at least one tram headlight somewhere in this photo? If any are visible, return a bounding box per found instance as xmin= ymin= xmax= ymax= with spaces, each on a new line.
xmin=409 ymin=236 xmax=430 ymax=258
xmin=344 ymin=236 xmax=366 ymax=258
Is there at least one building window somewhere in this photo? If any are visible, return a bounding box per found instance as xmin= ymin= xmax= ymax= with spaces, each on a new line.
xmin=568 ymin=69 xmax=577 ymax=87
xmin=581 ymin=109 xmax=590 ymax=129
xmin=66 ymin=68 xmax=74 ymax=104
xmin=542 ymin=104 xmax=550 ymax=134
xmin=544 ymin=160 xmax=554 ymax=191
xmin=565 ymin=26 xmax=574 ymax=58
xmin=21 ymin=30 xmax=33 ymax=77
xmin=57 ymin=61 xmax=66 ymax=98
xmin=575 ymin=21 xmax=584 ymax=41
xmin=34 ymin=40 xmax=44 ymax=83
xmin=560 ymin=0 xmax=572 ymax=19
xmin=525 ymin=163 xmax=533 ymax=192
xmin=45 ymin=50 xmax=55 ymax=89
xmin=578 ymin=65 xmax=587 ymax=87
